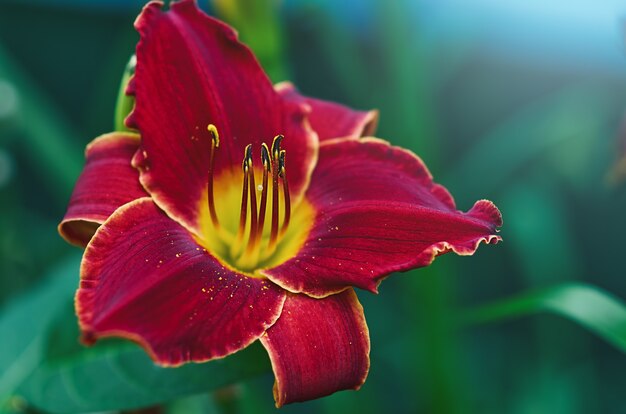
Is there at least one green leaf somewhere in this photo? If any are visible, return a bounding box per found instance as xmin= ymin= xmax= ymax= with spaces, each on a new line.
xmin=113 ymin=54 xmax=136 ymax=132
xmin=21 ymin=336 xmax=271 ymax=413
xmin=0 ymin=255 xmax=80 ymax=413
xmin=462 ymin=283 xmax=626 ymax=352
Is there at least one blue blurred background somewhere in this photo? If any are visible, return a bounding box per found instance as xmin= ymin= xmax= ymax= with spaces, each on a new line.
xmin=2 ymin=0 xmax=626 ymax=413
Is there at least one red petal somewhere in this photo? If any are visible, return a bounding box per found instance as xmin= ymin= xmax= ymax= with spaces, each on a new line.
xmin=263 ymin=138 xmax=502 ymax=297
xmin=59 ymin=133 xmax=147 ymax=247
xmin=77 ymin=197 xmax=286 ymax=366
xmin=259 ymin=289 xmax=370 ymax=407
xmin=276 ymin=82 xmax=378 ymax=141
xmin=128 ymin=1 xmax=317 ymax=236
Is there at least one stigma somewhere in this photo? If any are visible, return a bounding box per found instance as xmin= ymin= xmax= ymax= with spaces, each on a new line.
xmin=205 ymin=125 xmax=292 ymax=271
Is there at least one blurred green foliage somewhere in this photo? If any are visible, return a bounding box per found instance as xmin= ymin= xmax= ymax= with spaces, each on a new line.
xmin=1 ymin=0 xmax=626 ymax=413
xmin=212 ymin=0 xmax=288 ymax=82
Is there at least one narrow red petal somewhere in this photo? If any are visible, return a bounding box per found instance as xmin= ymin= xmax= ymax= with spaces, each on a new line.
xmin=263 ymin=138 xmax=502 ymax=297
xmin=129 ymin=1 xmax=317 ymax=236
xmin=276 ymin=82 xmax=378 ymax=141
xmin=77 ymin=197 xmax=286 ymax=366
xmin=259 ymin=289 xmax=370 ymax=407
xmin=59 ymin=132 xmax=147 ymax=247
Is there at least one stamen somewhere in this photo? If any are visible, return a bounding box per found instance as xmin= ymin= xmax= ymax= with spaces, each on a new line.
xmin=278 ymin=150 xmax=291 ymax=236
xmin=207 ymin=124 xmax=220 ymax=229
xmin=245 ymin=145 xmax=258 ymax=253
xmin=236 ymin=146 xmax=249 ymax=243
xmin=200 ymin=128 xmax=303 ymax=272
xmin=256 ymin=143 xmax=271 ymax=243
xmin=268 ymin=135 xmax=283 ymax=249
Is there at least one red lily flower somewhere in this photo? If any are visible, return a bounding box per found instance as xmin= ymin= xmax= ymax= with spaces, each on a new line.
xmin=58 ymin=0 xmax=502 ymax=407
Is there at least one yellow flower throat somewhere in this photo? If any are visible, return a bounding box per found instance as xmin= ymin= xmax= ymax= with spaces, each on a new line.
xmin=196 ymin=125 xmax=314 ymax=276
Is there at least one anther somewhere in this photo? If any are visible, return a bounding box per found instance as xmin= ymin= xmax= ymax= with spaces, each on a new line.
xmin=244 ymin=144 xmax=254 ymax=170
xmin=261 ymin=142 xmax=271 ymax=170
xmin=207 ymin=124 xmax=220 ymax=148
xmin=207 ymin=124 xmax=220 ymax=229
xmin=272 ymin=134 xmax=284 ymax=159
xmin=278 ymin=150 xmax=286 ymax=177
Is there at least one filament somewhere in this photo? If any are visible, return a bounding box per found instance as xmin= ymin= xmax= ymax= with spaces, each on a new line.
xmin=236 ymin=148 xmax=249 ymax=243
xmin=256 ymin=143 xmax=271 ymax=244
xmin=207 ymin=124 xmax=220 ymax=229
xmin=278 ymin=150 xmax=291 ymax=237
xmin=246 ymin=146 xmax=258 ymax=253
xmin=268 ymin=135 xmax=283 ymax=249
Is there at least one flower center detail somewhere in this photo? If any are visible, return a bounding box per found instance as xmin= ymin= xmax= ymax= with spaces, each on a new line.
xmin=198 ymin=125 xmax=314 ymax=275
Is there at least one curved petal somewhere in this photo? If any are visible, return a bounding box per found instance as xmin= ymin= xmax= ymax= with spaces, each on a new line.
xmin=276 ymin=82 xmax=378 ymax=141
xmin=263 ymin=138 xmax=502 ymax=297
xmin=259 ymin=289 xmax=370 ymax=407
xmin=59 ymin=132 xmax=147 ymax=247
xmin=128 ymin=0 xmax=317 ymax=237
xmin=77 ymin=197 xmax=286 ymax=366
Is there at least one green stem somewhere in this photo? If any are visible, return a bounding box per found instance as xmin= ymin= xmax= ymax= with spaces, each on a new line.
xmin=114 ymin=55 xmax=136 ymax=132
xmin=408 ymin=264 xmax=467 ymax=414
